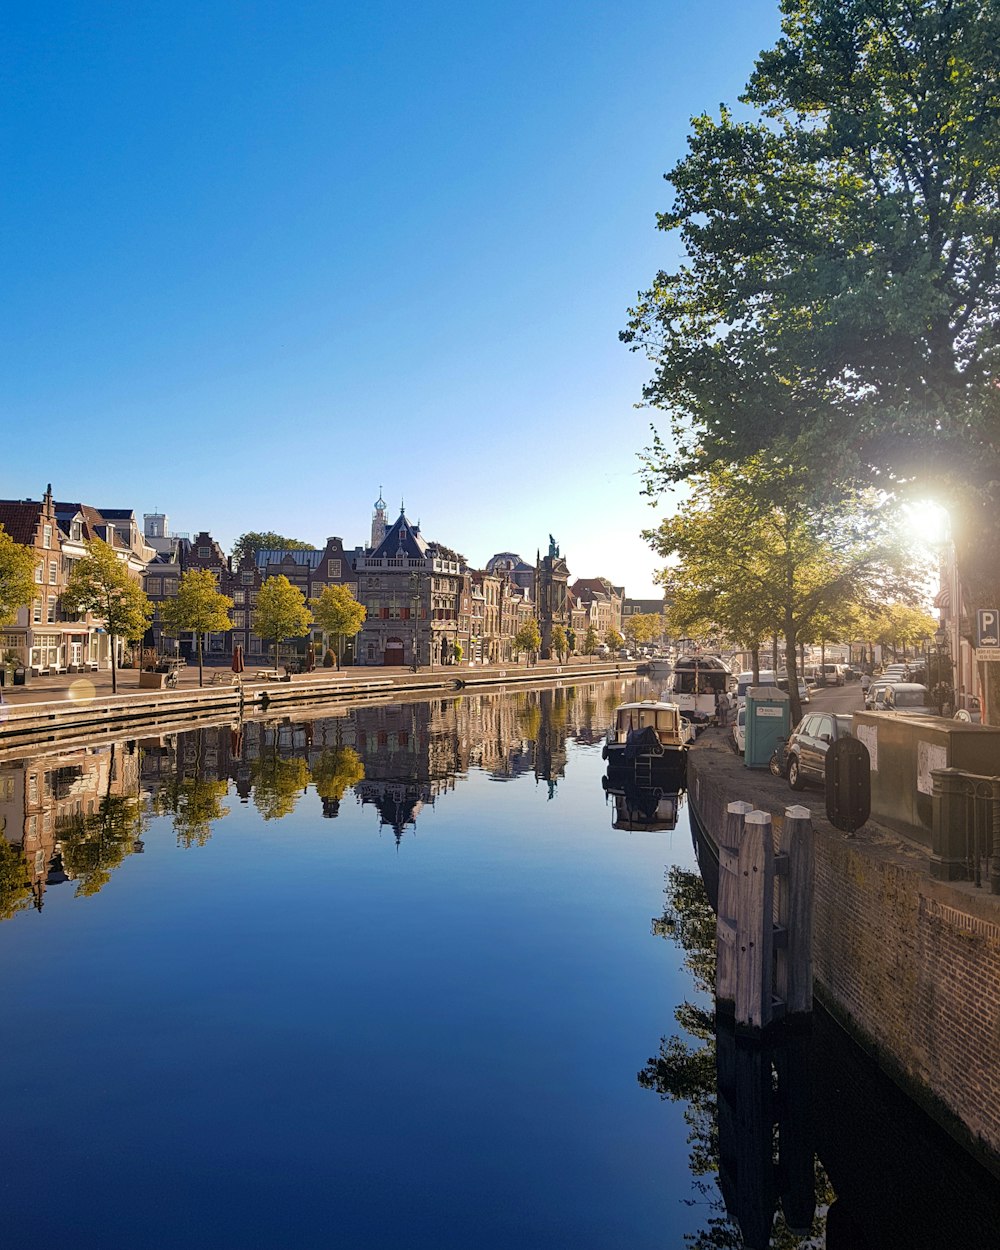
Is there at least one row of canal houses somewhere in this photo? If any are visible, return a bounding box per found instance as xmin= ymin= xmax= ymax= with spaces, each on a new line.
xmin=1 ymin=487 xmax=649 ymax=672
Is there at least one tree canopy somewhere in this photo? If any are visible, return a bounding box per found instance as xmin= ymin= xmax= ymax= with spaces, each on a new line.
xmin=160 ymin=569 xmax=233 ymax=685
xmin=63 ymin=538 xmax=153 ymax=693
xmin=254 ymin=575 xmax=313 ymax=669
xmin=513 ymin=619 xmax=541 ymax=663
xmin=309 ymin=584 xmax=366 ymax=668
xmin=0 ymin=524 xmax=37 ymax=629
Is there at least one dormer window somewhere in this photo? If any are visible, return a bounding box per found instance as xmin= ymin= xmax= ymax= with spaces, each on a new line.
xmin=42 ymin=525 xmax=52 ymax=549
xmin=71 ymin=521 xmax=82 ymax=541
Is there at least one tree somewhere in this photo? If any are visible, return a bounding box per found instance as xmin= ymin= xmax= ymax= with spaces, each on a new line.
xmin=250 ymin=749 xmax=310 ymax=821
xmin=255 ymin=575 xmax=312 ymax=670
xmin=583 ymin=625 xmax=599 ymax=659
xmin=310 ymin=746 xmax=365 ymax=817
xmin=0 ymin=840 xmax=31 ymax=921
xmin=0 ymin=524 xmax=37 ymax=630
xmin=605 ymin=628 xmax=624 ymax=653
xmin=308 ymin=584 xmax=366 ymax=669
xmin=231 ymin=532 xmax=313 ymax=565
xmin=549 ymin=624 xmax=568 ymax=663
xmin=623 ymin=0 xmax=1000 ymax=717
xmin=63 ymin=538 xmax=152 ymax=693
xmin=513 ymin=619 xmax=541 ymax=666
xmin=645 ymin=461 xmax=922 ymax=722
xmin=160 ymin=570 xmax=233 ymax=687
xmin=624 ymin=612 xmax=662 ymax=650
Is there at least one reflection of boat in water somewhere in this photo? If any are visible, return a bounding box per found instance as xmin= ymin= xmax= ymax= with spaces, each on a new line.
xmin=602 ymin=772 xmax=686 ymax=831
xmin=646 ymin=658 xmax=672 ymax=679
xmin=601 ymin=700 xmax=692 ymax=790
xmin=669 ymin=653 xmax=732 ymax=727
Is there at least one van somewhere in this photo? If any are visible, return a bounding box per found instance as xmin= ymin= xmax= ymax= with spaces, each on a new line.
xmin=735 ymin=670 xmax=778 ymax=706
xmin=820 ymin=663 xmax=845 ymax=686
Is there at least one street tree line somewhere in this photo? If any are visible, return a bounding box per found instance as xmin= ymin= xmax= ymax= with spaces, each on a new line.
xmin=623 ymin=0 xmax=1000 ymax=722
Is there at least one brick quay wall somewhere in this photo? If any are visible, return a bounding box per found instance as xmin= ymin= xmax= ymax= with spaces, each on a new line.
xmin=688 ymin=729 xmax=1000 ymax=1175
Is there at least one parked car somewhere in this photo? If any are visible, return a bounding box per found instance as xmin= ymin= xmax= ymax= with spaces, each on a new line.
xmin=865 ymin=679 xmax=893 ymax=710
xmin=732 ymin=704 xmax=747 ymax=754
xmin=883 ymin=683 xmax=933 ymax=715
xmin=881 ymin=663 xmax=910 ymax=683
xmin=785 ymin=713 xmax=855 ymax=790
xmin=777 ymin=676 xmax=810 ymax=704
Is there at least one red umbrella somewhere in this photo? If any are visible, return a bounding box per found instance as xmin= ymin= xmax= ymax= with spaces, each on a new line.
xmin=232 ymin=645 xmax=245 ymax=674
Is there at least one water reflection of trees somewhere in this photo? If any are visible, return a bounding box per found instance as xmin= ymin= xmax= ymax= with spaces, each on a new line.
xmin=641 ymin=866 xmax=832 ymax=1249
xmin=0 ymin=678 xmax=647 ymax=915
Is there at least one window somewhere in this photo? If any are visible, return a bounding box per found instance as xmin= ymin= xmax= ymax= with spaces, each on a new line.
xmin=328 ymin=559 xmax=341 ymax=578
xmin=34 ymin=563 xmax=43 ymax=584
xmin=242 ymin=571 xmax=254 ymax=585
xmin=163 ymin=579 xmax=177 ymax=595
xmin=49 ymin=560 xmax=57 ymax=584
xmin=233 ymin=611 xmax=246 ymax=628
xmin=47 ymin=595 xmax=57 ymax=623
xmin=33 ymin=598 xmax=42 ymax=623
xmin=43 ymin=525 xmax=52 ymax=549
xmin=71 ymin=521 xmax=82 ymax=541
xmin=233 ymin=590 xmax=245 ymax=605
xmin=198 ymin=546 xmax=211 ymax=558
xmin=147 ymin=577 xmax=162 ymax=595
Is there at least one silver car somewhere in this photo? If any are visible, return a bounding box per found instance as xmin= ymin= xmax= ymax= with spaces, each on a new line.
xmin=883 ymin=683 xmax=933 ymax=715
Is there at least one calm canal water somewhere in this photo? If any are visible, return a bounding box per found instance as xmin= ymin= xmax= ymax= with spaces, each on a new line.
xmin=1 ymin=678 xmax=999 ymax=1249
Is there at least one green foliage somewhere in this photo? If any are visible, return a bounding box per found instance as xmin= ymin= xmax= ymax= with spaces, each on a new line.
xmin=309 ymin=583 xmax=366 ymax=668
xmin=310 ymin=746 xmax=364 ymax=804
xmin=231 ymin=532 xmax=313 ymax=564
xmin=160 ymin=569 xmax=233 ymax=685
xmin=59 ymin=792 xmax=145 ymax=897
xmin=0 ymin=839 xmax=31 ymax=921
xmin=549 ymin=624 xmax=568 ymax=661
xmin=513 ymin=619 xmax=541 ymax=662
xmin=323 ymin=648 xmax=335 ymax=668
xmin=0 ymin=523 xmax=38 ymax=628
xmin=63 ymin=538 xmax=153 ymax=692
xmin=256 ymin=575 xmax=313 ymax=668
xmin=624 ymin=613 xmax=662 ymax=647
xmin=250 ymin=750 xmax=310 ymax=820
xmin=583 ymin=625 xmax=599 ymax=656
xmin=453 ymin=641 xmax=463 ymax=663
xmin=152 ymin=776 xmax=230 ymax=848
xmin=604 ymin=628 xmax=624 ymax=652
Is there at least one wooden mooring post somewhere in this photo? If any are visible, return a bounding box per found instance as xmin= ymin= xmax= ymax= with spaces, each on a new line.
xmin=716 ymin=803 xmax=815 ymax=1032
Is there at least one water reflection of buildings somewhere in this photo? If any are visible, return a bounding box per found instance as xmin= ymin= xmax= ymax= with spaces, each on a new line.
xmin=1 ymin=680 xmax=634 ymax=912
xmin=0 ymin=744 xmax=141 ymax=912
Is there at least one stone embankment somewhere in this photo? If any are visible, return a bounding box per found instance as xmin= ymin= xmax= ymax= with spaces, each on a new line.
xmin=0 ymin=660 xmax=639 ymax=754
xmin=688 ymin=727 xmax=1000 ymax=1177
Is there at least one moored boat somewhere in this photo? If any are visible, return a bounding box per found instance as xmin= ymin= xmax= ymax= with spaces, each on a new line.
xmin=601 ymin=699 xmax=692 ymax=789
xmin=669 ymin=653 xmax=732 ymax=727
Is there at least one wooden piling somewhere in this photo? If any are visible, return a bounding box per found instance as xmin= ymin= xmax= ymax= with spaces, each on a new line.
xmin=775 ymin=805 xmax=814 ymax=1016
xmin=736 ymin=810 xmax=774 ymax=1032
xmin=717 ymin=800 xmax=753 ymax=1012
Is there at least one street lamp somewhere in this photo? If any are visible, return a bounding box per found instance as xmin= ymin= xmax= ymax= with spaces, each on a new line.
xmin=931 ymin=625 xmax=952 ymax=716
xmin=410 ymin=571 xmax=420 ymax=671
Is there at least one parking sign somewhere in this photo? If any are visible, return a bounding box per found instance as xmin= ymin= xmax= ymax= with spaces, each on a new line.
xmin=977 ymin=608 xmax=1000 ymax=648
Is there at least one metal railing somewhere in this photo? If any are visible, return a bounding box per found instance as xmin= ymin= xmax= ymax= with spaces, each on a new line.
xmin=934 ymin=770 xmax=1000 ymax=891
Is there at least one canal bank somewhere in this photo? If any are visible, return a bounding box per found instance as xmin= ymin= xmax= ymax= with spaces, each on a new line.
xmin=688 ymin=726 xmax=1000 ymax=1178
xmin=0 ymin=659 xmax=640 ymax=754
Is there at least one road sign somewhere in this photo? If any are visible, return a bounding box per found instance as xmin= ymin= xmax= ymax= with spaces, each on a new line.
xmin=975 ymin=648 xmax=1000 ymax=663
xmin=977 ymin=608 xmax=999 ymax=647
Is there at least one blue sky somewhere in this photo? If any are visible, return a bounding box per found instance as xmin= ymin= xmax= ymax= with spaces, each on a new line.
xmin=3 ymin=0 xmax=781 ymax=595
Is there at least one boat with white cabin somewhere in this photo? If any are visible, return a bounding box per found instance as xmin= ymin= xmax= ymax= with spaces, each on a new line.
xmin=602 ymin=699 xmax=693 ymax=789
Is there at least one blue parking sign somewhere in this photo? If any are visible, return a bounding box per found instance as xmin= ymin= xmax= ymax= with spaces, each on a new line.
xmin=977 ymin=608 xmax=1000 ymax=647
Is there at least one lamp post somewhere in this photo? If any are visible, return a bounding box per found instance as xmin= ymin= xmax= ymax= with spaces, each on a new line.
xmin=931 ymin=625 xmax=952 ymax=716
xmin=410 ymin=571 xmax=420 ymax=671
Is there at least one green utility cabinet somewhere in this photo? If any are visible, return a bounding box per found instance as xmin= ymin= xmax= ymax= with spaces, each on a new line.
xmin=745 ymin=686 xmax=791 ymax=768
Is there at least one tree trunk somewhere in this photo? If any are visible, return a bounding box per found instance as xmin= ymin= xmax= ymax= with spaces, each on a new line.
xmin=751 ymin=646 xmax=760 ymax=685
xmin=197 ymin=634 xmax=204 ymax=687
xmin=110 ymin=632 xmax=118 ymax=694
xmin=274 ymin=639 xmax=280 ymax=672
xmin=784 ymin=620 xmax=801 ymax=727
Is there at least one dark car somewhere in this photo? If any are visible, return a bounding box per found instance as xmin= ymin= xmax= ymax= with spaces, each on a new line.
xmin=785 ymin=712 xmax=854 ymax=790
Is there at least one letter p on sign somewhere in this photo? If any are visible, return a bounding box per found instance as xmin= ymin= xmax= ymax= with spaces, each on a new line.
xmin=978 ymin=609 xmax=1000 ymax=647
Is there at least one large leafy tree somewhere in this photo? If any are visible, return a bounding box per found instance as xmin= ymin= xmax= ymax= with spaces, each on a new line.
xmin=230 ymin=532 xmax=313 ymax=565
xmin=160 ymin=569 xmax=233 ymax=687
xmin=549 ymin=624 xmax=568 ymax=663
xmin=0 ymin=524 xmax=37 ymax=630
xmin=623 ymin=0 xmax=1000 ymax=715
xmin=255 ymin=575 xmax=313 ymax=670
xmin=646 ymin=461 xmax=921 ymax=722
xmin=513 ymin=619 xmax=541 ymax=666
xmin=309 ymin=584 xmax=366 ymax=669
xmin=63 ymin=538 xmax=153 ymax=693
xmin=624 ymin=612 xmax=663 ymax=649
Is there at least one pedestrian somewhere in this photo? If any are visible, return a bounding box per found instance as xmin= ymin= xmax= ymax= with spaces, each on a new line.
xmin=860 ymin=672 xmax=872 ymax=695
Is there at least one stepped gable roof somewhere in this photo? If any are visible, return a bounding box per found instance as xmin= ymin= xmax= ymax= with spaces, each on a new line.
xmin=370 ymin=510 xmax=429 ymax=561
xmin=0 ymin=500 xmax=43 ymax=545
xmin=255 ymin=548 xmax=324 ymax=569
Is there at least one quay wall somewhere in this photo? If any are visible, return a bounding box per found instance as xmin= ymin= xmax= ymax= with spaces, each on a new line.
xmin=688 ymin=732 xmax=1000 ymax=1174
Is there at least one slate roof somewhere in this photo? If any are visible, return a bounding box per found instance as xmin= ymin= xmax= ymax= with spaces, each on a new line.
xmin=0 ymin=501 xmax=42 ymax=545
xmin=255 ymin=548 xmax=325 ymax=569
xmin=369 ymin=511 xmax=429 ymax=561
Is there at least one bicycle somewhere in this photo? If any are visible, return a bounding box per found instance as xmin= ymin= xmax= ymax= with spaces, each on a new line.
xmin=768 ymin=736 xmax=788 ymax=778
xmin=165 ymin=670 xmax=178 ymax=689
